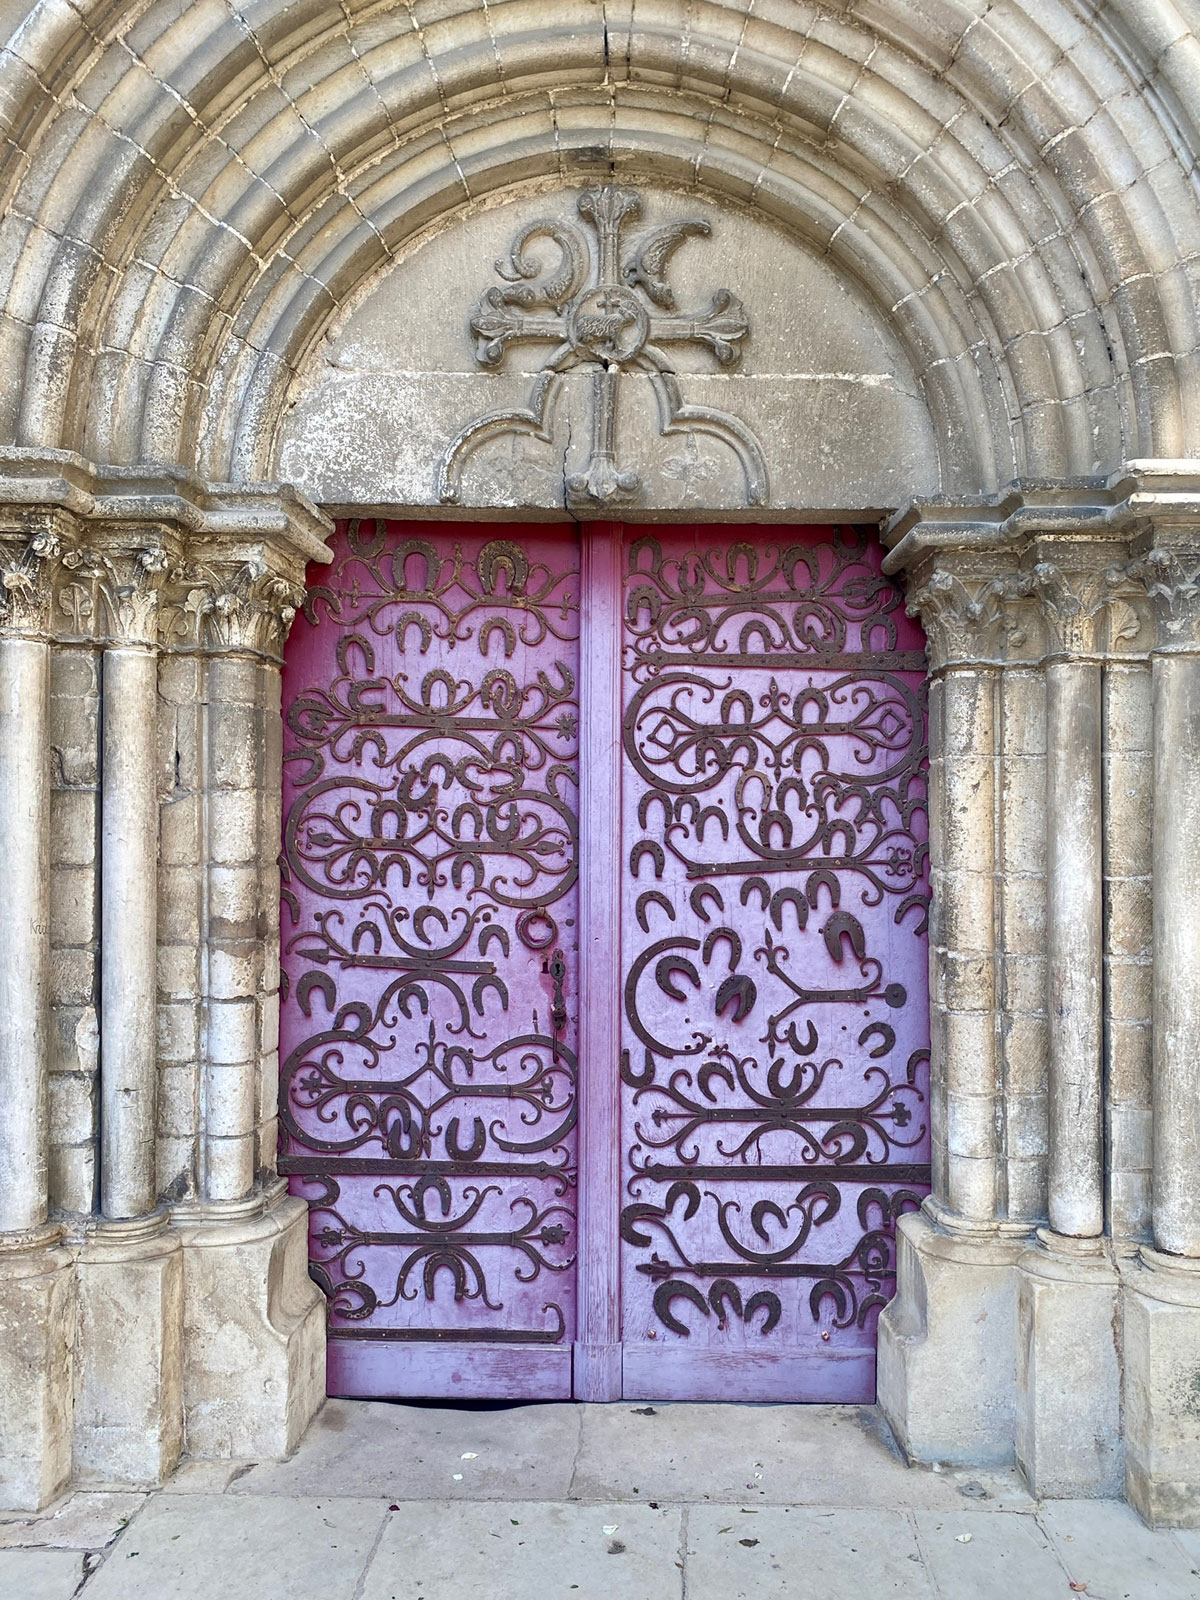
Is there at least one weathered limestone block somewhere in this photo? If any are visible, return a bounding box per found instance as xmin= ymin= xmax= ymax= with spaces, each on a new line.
xmin=73 ymin=1219 xmax=183 ymax=1486
xmin=877 ymin=1209 xmax=1023 ymax=1467
xmin=1124 ymin=1251 xmax=1200 ymax=1526
xmin=0 ymin=1238 xmax=74 ymax=1511
xmin=1015 ymin=1235 xmax=1123 ymax=1498
xmin=175 ymin=1192 xmax=324 ymax=1460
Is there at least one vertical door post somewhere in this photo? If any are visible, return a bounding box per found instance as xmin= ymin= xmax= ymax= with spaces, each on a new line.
xmin=574 ymin=522 xmax=623 ymax=1399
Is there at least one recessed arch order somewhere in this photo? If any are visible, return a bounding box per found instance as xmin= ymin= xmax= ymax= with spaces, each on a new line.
xmin=0 ymin=0 xmax=1197 ymax=494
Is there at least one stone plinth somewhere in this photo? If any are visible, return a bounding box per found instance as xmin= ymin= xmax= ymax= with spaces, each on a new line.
xmin=175 ymin=1191 xmax=324 ymax=1460
xmin=0 ymin=1233 xmax=74 ymax=1510
xmin=877 ymin=1206 xmax=1025 ymax=1468
xmin=1124 ymin=1249 xmax=1200 ymax=1526
xmin=1015 ymin=1233 xmax=1122 ymax=1498
xmin=73 ymin=1217 xmax=183 ymax=1486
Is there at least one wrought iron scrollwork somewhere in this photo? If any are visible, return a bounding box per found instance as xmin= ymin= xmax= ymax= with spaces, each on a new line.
xmin=619 ymin=528 xmax=931 ymax=1358
xmin=281 ymin=523 xmax=580 ymax=1346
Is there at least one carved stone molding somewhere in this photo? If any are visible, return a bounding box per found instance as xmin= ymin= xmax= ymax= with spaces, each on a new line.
xmin=0 ymin=451 xmax=332 ymax=657
xmin=881 ymin=472 xmax=1200 ymax=666
xmin=437 ymin=185 xmax=768 ymax=509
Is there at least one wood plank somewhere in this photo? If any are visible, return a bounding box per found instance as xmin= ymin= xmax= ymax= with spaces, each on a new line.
xmin=621 ymin=1344 xmax=875 ymax=1404
xmin=328 ymin=1342 xmax=573 ymax=1400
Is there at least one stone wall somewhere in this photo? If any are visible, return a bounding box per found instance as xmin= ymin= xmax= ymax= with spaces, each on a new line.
xmin=0 ymin=0 xmax=1199 ymax=1528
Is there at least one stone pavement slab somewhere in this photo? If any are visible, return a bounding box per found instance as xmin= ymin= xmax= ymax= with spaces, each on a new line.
xmin=684 ymin=1505 xmax=934 ymax=1598
xmin=5 ymin=1404 xmax=1200 ymax=1600
xmin=913 ymin=1507 xmax=1069 ymax=1597
xmin=358 ymin=1502 xmax=683 ymax=1600
xmin=77 ymin=1492 xmax=388 ymax=1600
xmin=1039 ymin=1500 xmax=1200 ymax=1598
xmin=0 ymin=1548 xmax=86 ymax=1598
xmin=230 ymin=1399 xmax=580 ymax=1501
xmin=159 ymin=1459 xmax=254 ymax=1494
xmin=571 ymin=1402 xmax=1033 ymax=1509
xmin=0 ymin=1489 xmax=145 ymax=1549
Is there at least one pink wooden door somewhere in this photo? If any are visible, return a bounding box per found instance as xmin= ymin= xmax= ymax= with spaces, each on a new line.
xmin=616 ymin=528 xmax=930 ymax=1401
xmin=280 ymin=520 xmax=929 ymax=1401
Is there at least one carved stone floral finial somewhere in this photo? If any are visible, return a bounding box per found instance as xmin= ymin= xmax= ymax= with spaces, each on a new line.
xmin=438 ymin=185 xmax=768 ymax=510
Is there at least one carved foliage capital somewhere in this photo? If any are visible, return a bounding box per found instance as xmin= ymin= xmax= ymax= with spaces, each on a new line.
xmin=160 ymin=558 xmax=304 ymax=659
xmin=1028 ymin=560 xmax=1146 ymax=657
xmin=0 ymin=526 xmax=63 ymax=637
xmin=57 ymin=538 xmax=171 ymax=645
xmin=905 ymin=566 xmax=1037 ymax=667
xmin=1125 ymin=545 xmax=1200 ymax=650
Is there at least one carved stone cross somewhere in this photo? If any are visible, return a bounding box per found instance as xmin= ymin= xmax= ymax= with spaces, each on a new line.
xmin=438 ymin=186 xmax=768 ymax=508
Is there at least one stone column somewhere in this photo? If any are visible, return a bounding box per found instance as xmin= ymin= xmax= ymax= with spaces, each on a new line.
xmin=1013 ymin=550 xmax=1129 ymax=1500
xmin=1034 ymin=558 xmax=1109 ymax=1241
xmin=101 ymin=611 xmax=160 ymax=1220
xmin=1123 ymin=531 xmax=1200 ymax=1525
xmin=1103 ymin=646 xmax=1154 ymax=1245
xmin=877 ymin=548 xmax=1032 ymax=1467
xmin=995 ymin=639 xmax=1049 ymax=1228
xmin=70 ymin=537 xmax=185 ymax=1487
xmin=168 ymin=549 xmax=324 ymax=1460
xmin=0 ymin=526 xmax=75 ymax=1510
xmin=1148 ymin=577 xmax=1200 ymax=1259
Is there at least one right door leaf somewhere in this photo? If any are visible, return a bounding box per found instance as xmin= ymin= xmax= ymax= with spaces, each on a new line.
xmin=618 ymin=526 xmax=932 ymax=1401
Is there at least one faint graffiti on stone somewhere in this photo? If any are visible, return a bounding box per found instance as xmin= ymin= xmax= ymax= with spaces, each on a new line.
xmin=437 ymin=186 xmax=768 ymax=509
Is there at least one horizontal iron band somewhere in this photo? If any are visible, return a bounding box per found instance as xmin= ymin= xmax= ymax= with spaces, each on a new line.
xmin=327 ymin=1324 xmax=567 ymax=1344
xmin=281 ymin=1156 xmax=576 ymax=1182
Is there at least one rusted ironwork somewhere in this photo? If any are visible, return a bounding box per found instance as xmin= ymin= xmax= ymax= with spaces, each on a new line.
xmin=618 ymin=529 xmax=930 ymax=1396
xmin=281 ymin=519 xmax=929 ymax=1401
xmin=280 ymin=522 xmax=580 ymax=1389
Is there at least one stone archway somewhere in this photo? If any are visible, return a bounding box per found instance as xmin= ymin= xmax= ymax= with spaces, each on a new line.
xmin=1 ymin=0 xmax=1199 ymax=1526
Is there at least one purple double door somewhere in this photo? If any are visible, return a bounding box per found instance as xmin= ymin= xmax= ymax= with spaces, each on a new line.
xmin=279 ymin=521 xmax=930 ymax=1402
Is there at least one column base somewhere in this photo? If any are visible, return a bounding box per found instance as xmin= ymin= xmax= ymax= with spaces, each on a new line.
xmin=74 ymin=1214 xmax=184 ymax=1486
xmin=0 ymin=1228 xmax=75 ymax=1511
xmin=877 ymin=1203 xmax=1027 ymax=1467
xmin=174 ymin=1187 xmax=324 ymax=1459
xmin=1015 ymin=1231 xmax=1122 ymax=1498
xmin=1124 ymin=1247 xmax=1200 ymax=1526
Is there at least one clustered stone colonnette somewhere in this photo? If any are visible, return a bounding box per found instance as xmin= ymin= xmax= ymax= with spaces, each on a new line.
xmin=0 ymin=0 xmax=1199 ymax=1530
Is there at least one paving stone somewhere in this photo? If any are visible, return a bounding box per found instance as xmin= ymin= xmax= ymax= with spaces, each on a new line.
xmin=0 ymin=1548 xmax=85 ymax=1598
xmin=230 ymin=1399 xmax=581 ymax=1501
xmin=684 ymin=1506 xmax=935 ymax=1598
xmin=913 ymin=1507 xmax=1069 ymax=1597
xmin=0 ymin=1490 xmax=145 ymax=1550
xmin=1038 ymin=1500 xmax=1200 ymax=1598
xmin=358 ymin=1501 xmax=683 ymax=1600
xmin=77 ymin=1493 xmax=388 ymax=1600
xmin=1171 ymin=1527 xmax=1200 ymax=1569
xmin=571 ymin=1402 xmax=1033 ymax=1509
xmin=159 ymin=1459 xmax=256 ymax=1494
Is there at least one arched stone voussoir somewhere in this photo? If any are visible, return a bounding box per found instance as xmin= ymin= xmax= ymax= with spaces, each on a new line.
xmin=0 ymin=0 xmax=1191 ymax=492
